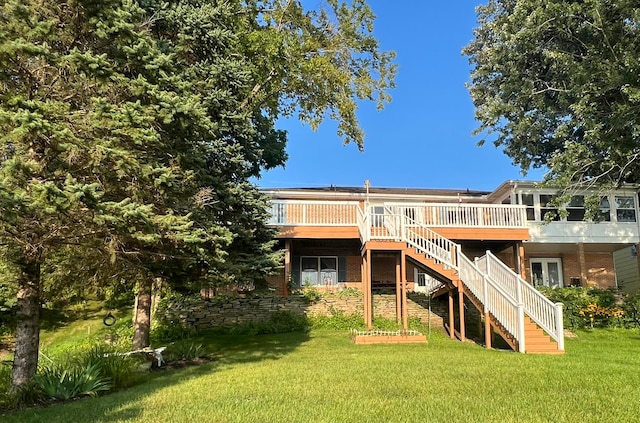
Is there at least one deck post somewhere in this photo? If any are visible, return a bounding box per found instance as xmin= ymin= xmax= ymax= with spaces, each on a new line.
xmin=458 ymin=285 xmax=466 ymax=342
xmin=578 ymin=242 xmax=587 ymax=286
xmin=395 ymin=254 xmax=402 ymax=322
xmin=518 ymin=243 xmax=527 ymax=281
xmin=555 ymin=302 xmax=565 ymax=351
xmin=484 ymin=313 xmax=492 ymax=349
xmin=448 ymin=290 xmax=455 ymax=339
xmin=283 ymin=240 xmax=291 ymax=298
xmin=366 ymin=249 xmax=372 ymax=329
xmin=401 ymin=250 xmax=408 ymax=331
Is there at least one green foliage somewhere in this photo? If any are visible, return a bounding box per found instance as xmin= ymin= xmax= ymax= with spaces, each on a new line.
xmin=227 ymin=311 xmax=309 ymax=336
xmin=296 ymin=287 xmax=325 ymax=304
xmin=309 ymin=308 xmax=364 ymax=330
xmin=538 ymin=287 xmax=627 ymax=329
xmin=150 ymin=320 xmax=196 ymax=344
xmin=165 ymin=342 xmax=206 ymax=362
xmin=621 ymin=292 xmax=640 ymax=327
xmin=334 ymin=287 xmax=363 ymax=299
xmin=464 ymin=0 xmax=640 ymax=188
xmin=35 ymin=362 xmax=111 ymax=402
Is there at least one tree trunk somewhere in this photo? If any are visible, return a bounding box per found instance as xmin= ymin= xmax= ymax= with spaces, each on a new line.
xmin=132 ymin=278 xmax=152 ymax=349
xmin=10 ymin=257 xmax=42 ymax=392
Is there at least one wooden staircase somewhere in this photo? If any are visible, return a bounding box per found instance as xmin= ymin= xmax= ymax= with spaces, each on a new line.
xmin=403 ymin=243 xmax=563 ymax=355
xmin=522 ymin=317 xmax=564 ymax=354
xmin=404 ymin=246 xmax=459 ymax=287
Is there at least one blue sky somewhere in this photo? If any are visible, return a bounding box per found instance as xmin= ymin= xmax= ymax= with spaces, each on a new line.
xmin=257 ymin=1 xmax=546 ymax=192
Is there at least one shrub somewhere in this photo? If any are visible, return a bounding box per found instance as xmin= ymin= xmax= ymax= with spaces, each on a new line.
xmin=297 ymin=287 xmax=324 ymax=303
xmin=621 ymin=292 xmax=640 ymax=327
xmin=309 ymin=308 xmax=364 ymax=330
xmin=538 ymin=287 xmax=625 ymax=329
xmin=151 ymin=320 xmax=196 ymax=344
xmin=228 ymin=311 xmax=309 ymax=336
xmin=35 ymin=361 xmax=111 ymax=401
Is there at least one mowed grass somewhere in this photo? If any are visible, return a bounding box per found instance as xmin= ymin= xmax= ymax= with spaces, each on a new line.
xmin=5 ymin=328 xmax=640 ymax=423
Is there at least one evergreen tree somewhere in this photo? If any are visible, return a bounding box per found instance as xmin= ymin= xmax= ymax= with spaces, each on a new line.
xmin=0 ymin=0 xmax=395 ymax=391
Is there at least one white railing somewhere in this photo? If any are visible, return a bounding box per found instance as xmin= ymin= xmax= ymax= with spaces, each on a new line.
xmin=385 ymin=203 xmax=528 ymax=228
xmin=267 ymin=200 xmax=360 ymax=226
xmin=459 ymin=253 xmax=523 ymax=351
xmin=267 ymin=200 xmax=528 ymax=229
xmin=480 ymin=251 xmax=564 ymax=350
xmin=357 ymin=207 xmax=369 ymax=243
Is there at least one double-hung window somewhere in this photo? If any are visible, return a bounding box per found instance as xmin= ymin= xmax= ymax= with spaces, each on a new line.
xmin=301 ymin=256 xmax=338 ymax=286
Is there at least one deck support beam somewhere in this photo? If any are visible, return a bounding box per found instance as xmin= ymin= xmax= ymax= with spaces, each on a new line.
xmin=365 ymin=249 xmax=372 ymax=329
xmin=283 ymin=240 xmax=291 ymax=298
xmin=578 ymin=242 xmax=587 ymax=286
xmin=448 ymin=290 xmax=455 ymax=339
xmin=518 ymin=242 xmax=527 ymax=281
xmin=401 ymin=250 xmax=408 ymax=331
xmin=484 ymin=312 xmax=492 ymax=349
xmin=458 ymin=285 xmax=466 ymax=342
xmin=395 ymin=254 xmax=402 ymax=322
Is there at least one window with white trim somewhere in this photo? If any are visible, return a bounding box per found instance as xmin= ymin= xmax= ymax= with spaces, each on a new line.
xmin=615 ymin=196 xmax=636 ymax=222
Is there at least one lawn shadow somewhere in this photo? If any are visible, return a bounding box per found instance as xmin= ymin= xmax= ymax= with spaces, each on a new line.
xmin=2 ymin=330 xmax=311 ymax=423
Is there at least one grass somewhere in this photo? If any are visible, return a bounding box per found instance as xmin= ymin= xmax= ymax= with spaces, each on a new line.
xmin=3 ymin=327 xmax=640 ymax=422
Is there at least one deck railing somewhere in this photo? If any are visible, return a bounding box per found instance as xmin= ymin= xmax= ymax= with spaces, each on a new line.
xmin=385 ymin=203 xmax=528 ymax=228
xmin=478 ymin=251 xmax=564 ymax=350
xmin=267 ymin=200 xmax=360 ymax=226
xmin=267 ymin=200 xmax=528 ymax=229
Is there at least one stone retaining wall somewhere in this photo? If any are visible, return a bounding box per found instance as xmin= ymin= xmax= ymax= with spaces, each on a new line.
xmin=159 ymin=294 xmax=445 ymax=331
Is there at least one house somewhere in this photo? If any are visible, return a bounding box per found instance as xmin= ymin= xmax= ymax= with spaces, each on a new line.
xmin=262 ymin=181 xmax=640 ymax=353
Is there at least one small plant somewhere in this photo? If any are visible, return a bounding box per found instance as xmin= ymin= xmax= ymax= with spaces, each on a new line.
xmin=35 ymin=361 xmax=111 ymax=401
xmin=166 ymin=342 xmax=206 ymax=362
xmin=298 ymin=286 xmax=324 ymax=303
xmin=334 ymin=287 xmax=362 ymax=299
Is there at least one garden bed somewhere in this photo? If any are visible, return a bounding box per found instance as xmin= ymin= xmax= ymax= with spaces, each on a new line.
xmin=350 ymin=329 xmax=427 ymax=344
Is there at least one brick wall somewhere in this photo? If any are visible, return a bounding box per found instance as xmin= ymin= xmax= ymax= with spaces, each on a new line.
xmin=560 ymin=252 xmax=615 ymax=288
xmin=523 ymin=252 xmax=615 ymax=288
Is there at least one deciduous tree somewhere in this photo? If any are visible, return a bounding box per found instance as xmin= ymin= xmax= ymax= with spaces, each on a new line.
xmin=464 ymin=0 xmax=640 ymax=189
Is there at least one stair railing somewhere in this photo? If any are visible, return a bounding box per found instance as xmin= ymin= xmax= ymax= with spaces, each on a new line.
xmin=479 ymin=251 xmax=564 ymax=351
xmin=383 ymin=207 xmax=525 ymax=350
xmin=459 ymin=253 xmax=525 ymax=351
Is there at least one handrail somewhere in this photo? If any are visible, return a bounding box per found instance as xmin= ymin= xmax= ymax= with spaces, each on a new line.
xmin=458 ymin=253 xmax=523 ymax=350
xmin=481 ymin=251 xmax=564 ymax=350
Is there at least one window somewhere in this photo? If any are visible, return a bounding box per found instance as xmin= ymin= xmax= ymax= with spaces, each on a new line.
xmin=539 ymin=194 xmax=559 ymax=221
xmin=521 ymin=194 xmax=535 ymax=221
xmin=566 ymin=196 xmax=585 ymax=221
xmin=615 ymin=196 xmax=636 ymax=222
xmin=300 ymin=256 xmax=338 ymax=286
xmin=598 ymin=197 xmax=611 ymax=221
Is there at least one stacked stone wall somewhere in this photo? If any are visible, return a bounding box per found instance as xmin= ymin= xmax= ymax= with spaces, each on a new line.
xmin=159 ymin=294 xmax=445 ymax=331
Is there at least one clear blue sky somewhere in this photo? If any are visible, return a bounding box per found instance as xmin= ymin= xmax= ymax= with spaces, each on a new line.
xmin=256 ymin=1 xmax=546 ymax=192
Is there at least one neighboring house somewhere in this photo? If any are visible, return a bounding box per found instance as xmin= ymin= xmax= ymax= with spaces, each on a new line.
xmin=262 ymin=181 xmax=640 ymax=354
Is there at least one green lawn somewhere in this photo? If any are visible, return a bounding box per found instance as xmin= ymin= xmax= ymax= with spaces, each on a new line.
xmin=4 ymin=328 xmax=640 ymax=423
